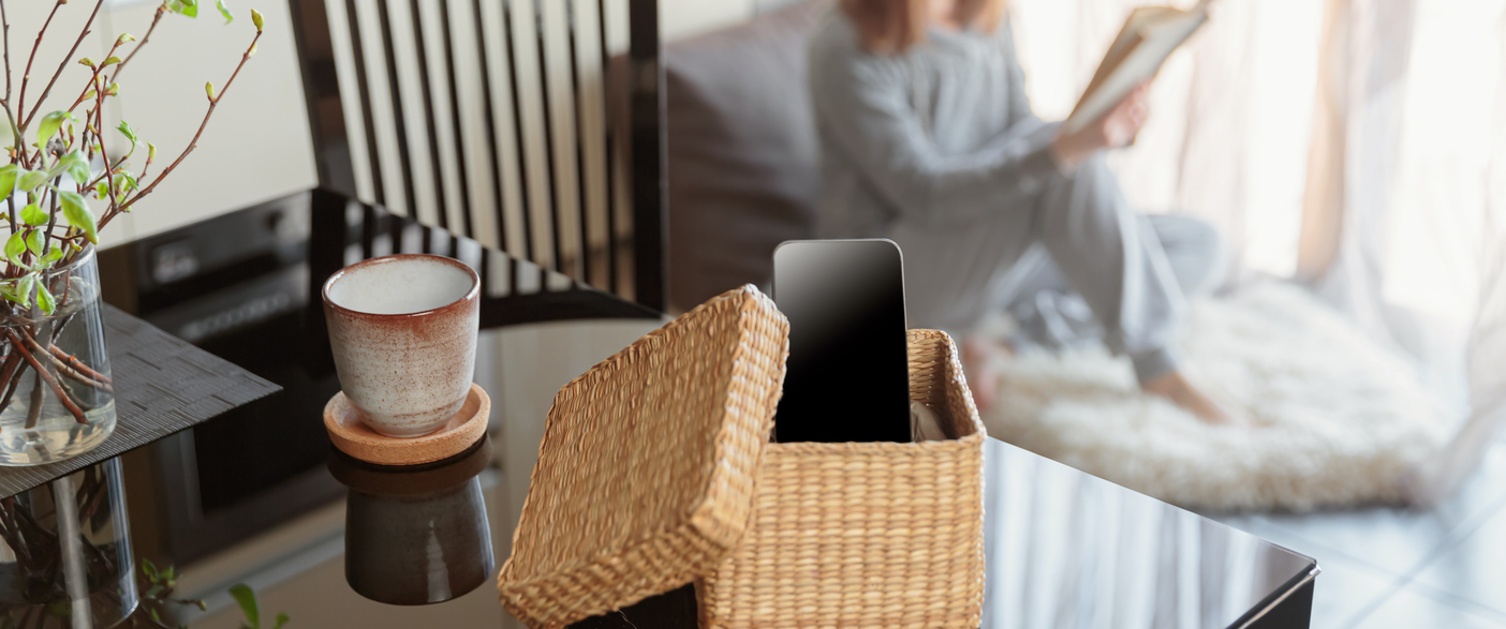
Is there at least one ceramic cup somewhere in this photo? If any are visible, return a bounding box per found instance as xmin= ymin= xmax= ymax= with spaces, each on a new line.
xmin=322 ymin=254 xmax=480 ymax=437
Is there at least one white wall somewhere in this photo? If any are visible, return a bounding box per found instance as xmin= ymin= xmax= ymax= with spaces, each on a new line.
xmin=661 ymin=0 xmax=757 ymax=39
xmin=0 ymin=1 xmax=314 ymax=245
xmin=99 ymin=0 xmax=318 ymax=242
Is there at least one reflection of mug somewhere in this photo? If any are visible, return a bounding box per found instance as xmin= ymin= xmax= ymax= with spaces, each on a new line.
xmin=322 ymin=254 xmax=480 ymax=437
xmin=332 ymin=438 xmax=495 ymax=606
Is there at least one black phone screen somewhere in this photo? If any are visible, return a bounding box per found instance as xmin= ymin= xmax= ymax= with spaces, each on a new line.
xmin=772 ymin=239 xmax=912 ymax=443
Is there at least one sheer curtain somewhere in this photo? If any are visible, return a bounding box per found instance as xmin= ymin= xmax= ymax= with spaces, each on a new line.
xmin=1007 ymin=0 xmax=1506 ymax=498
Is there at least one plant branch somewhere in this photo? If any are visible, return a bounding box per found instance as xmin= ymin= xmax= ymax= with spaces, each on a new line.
xmin=112 ymin=1 xmax=167 ymax=83
xmin=109 ymin=28 xmax=261 ymax=227
xmin=47 ymin=343 xmax=110 ymax=386
xmin=51 ymin=356 xmax=110 ymax=393
xmin=0 ymin=498 xmax=37 ymax=565
xmin=65 ymin=41 xmax=122 ymax=115
xmin=84 ymin=72 xmax=120 ymax=249
xmin=0 ymin=98 xmax=22 ymax=167
xmin=23 ymin=367 xmax=41 ymax=428
xmin=0 ymin=348 xmax=15 ymax=385
xmin=22 ymin=0 xmax=104 ymax=129
xmin=16 ymin=0 xmax=64 ymax=134
xmin=1 ymin=1 xmax=12 ymax=116
xmin=0 ymin=350 xmax=20 ymax=417
xmin=6 ymin=328 xmax=86 ymax=424
xmin=42 ymin=174 xmax=59 ymax=254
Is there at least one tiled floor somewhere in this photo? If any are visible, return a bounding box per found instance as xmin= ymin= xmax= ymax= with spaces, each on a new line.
xmin=1204 ymin=445 xmax=1506 ymax=628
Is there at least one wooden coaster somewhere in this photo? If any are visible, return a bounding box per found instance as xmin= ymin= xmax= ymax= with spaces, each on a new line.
xmin=328 ymin=438 xmax=492 ymax=497
xmin=324 ymin=384 xmax=490 ymax=466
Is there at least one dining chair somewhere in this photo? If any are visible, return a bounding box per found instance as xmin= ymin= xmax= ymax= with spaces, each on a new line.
xmin=287 ymin=0 xmax=665 ymax=324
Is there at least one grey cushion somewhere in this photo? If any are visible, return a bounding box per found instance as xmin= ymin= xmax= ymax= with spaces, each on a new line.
xmin=665 ymin=1 xmax=826 ymax=312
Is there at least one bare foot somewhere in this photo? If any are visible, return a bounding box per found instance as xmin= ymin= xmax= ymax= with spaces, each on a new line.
xmin=962 ymin=337 xmax=1010 ymax=412
xmin=1142 ymin=370 xmax=1236 ymax=425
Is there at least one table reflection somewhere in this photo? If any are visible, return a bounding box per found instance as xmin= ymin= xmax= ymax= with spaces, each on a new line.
xmin=982 ymin=439 xmax=1318 ymax=629
xmin=330 ymin=438 xmax=495 ymax=606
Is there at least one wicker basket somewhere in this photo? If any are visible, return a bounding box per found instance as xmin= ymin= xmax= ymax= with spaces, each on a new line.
xmin=499 ymin=286 xmax=790 ymax=628
xmin=697 ymin=328 xmax=985 ymax=628
xmin=498 ymin=285 xmax=985 ymax=628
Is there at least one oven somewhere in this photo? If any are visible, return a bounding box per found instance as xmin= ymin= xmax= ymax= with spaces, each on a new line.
xmin=103 ymin=192 xmax=347 ymax=565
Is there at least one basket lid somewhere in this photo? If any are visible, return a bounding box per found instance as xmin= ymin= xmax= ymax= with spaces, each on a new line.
xmin=498 ymin=285 xmax=789 ymax=627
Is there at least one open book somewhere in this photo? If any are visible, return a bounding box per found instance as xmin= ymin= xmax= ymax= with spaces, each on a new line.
xmin=1062 ymin=0 xmax=1211 ymax=134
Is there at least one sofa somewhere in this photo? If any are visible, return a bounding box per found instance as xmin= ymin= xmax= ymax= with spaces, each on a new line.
xmin=663 ymin=1 xmax=828 ymax=312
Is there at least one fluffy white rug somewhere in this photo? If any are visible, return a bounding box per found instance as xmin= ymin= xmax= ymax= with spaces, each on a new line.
xmin=982 ymin=283 xmax=1449 ymax=512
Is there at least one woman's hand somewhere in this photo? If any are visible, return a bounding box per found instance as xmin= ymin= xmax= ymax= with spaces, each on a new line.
xmin=1051 ymin=83 xmax=1151 ymax=169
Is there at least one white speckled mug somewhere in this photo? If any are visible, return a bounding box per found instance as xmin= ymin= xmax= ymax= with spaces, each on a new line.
xmin=322 ymin=254 xmax=480 ymax=437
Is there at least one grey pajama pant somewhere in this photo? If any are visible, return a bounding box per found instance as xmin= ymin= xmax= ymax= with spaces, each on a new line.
xmin=888 ymin=155 xmax=1224 ymax=383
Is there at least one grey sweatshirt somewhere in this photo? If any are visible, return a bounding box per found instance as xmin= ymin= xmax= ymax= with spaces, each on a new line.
xmin=807 ymin=11 xmax=1063 ymax=237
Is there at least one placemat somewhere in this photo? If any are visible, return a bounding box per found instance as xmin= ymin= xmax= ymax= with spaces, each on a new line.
xmin=0 ymin=304 xmax=282 ymax=498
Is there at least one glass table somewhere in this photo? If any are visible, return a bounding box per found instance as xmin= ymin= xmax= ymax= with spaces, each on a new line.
xmin=7 ymin=189 xmax=1316 ymax=627
xmin=978 ymin=438 xmax=1317 ymax=629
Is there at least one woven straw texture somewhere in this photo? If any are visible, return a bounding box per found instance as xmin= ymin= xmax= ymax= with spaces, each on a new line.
xmin=698 ymin=329 xmax=986 ymax=628
xmin=498 ymin=285 xmax=790 ymax=629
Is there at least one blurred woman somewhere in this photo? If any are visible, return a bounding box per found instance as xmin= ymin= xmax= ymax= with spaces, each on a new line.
xmin=809 ymin=0 xmax=1231 ymax=422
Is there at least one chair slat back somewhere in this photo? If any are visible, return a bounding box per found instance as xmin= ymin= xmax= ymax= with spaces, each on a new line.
xmin=289 ymin=0 xmax=664 ymax=310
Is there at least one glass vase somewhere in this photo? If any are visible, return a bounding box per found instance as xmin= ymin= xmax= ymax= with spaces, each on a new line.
xmin=0 ymin=459 xmax=139 ymax=628
xmin=0 ymin=245 xmax=115 ymax=466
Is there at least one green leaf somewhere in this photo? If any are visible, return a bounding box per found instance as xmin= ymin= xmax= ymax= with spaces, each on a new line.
xmin=116 ymin=33 xmax=136 ymax=45
xmin=0 ymin=279 xmax=20 ymax=305
xmin=116 ymin=120 xmax=138 ymax=145
xmin=40 ymin=245 xmax=62 ymax=265
xmin=45 ymin=602 xmax=68 ymax=618
xmin=20 ymin=204 xmax=46 ymax=227
xmin=24 ymin=229 xmax=42 ymax=256
xmin=36 ymin=111 xmax=76 ymax=147
xmin=147 ymin=142 xmax=157 ymax=162
xmin=228 ymin=584 xmax=259 ymax=629
xmin=116 ymin=171 xmax=139 ymax=193
xmin=271 ymin=612 xmax=289 ymax=629
xmin=60 ymin=151 xmax=90 ymax=185
xmin=14 ymin=274 xmax=36 ymax=307
xmin=78 ymin=57 xmax=96 ymax=68
xmin=0 ymin=164 xmax=18 ymax=200
xmin=94 ymin=181 xmax=108 ymax=200
xmin=205 ymin=81 xmax=215 ymax=101
xmin=58 ymin=191 xmax=97 ymax=245
xmin=18 ymin=169 xmax=47 ymax=192
xmin=102 ymin=56 xmax=122 ymax=66
xmin=167 ymin=0 xmax=200 ymax=17
xmin=216 ymin=0 xmax=233 ymax=24
xmin=35 ymin=283 xmax=54 ymax=315
xmin=251 ymin=8 xmax=264 ymax=31
xmin=4 ymin=231 xmax=26 ymax=265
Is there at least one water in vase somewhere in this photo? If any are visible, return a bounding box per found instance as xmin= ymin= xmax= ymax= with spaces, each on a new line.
xmin=0 ymin=279 xmax=116 ymax=466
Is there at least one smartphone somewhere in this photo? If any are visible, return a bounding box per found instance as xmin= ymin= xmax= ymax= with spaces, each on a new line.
xmin=772 ymin=239 xmax=912 ymax=443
